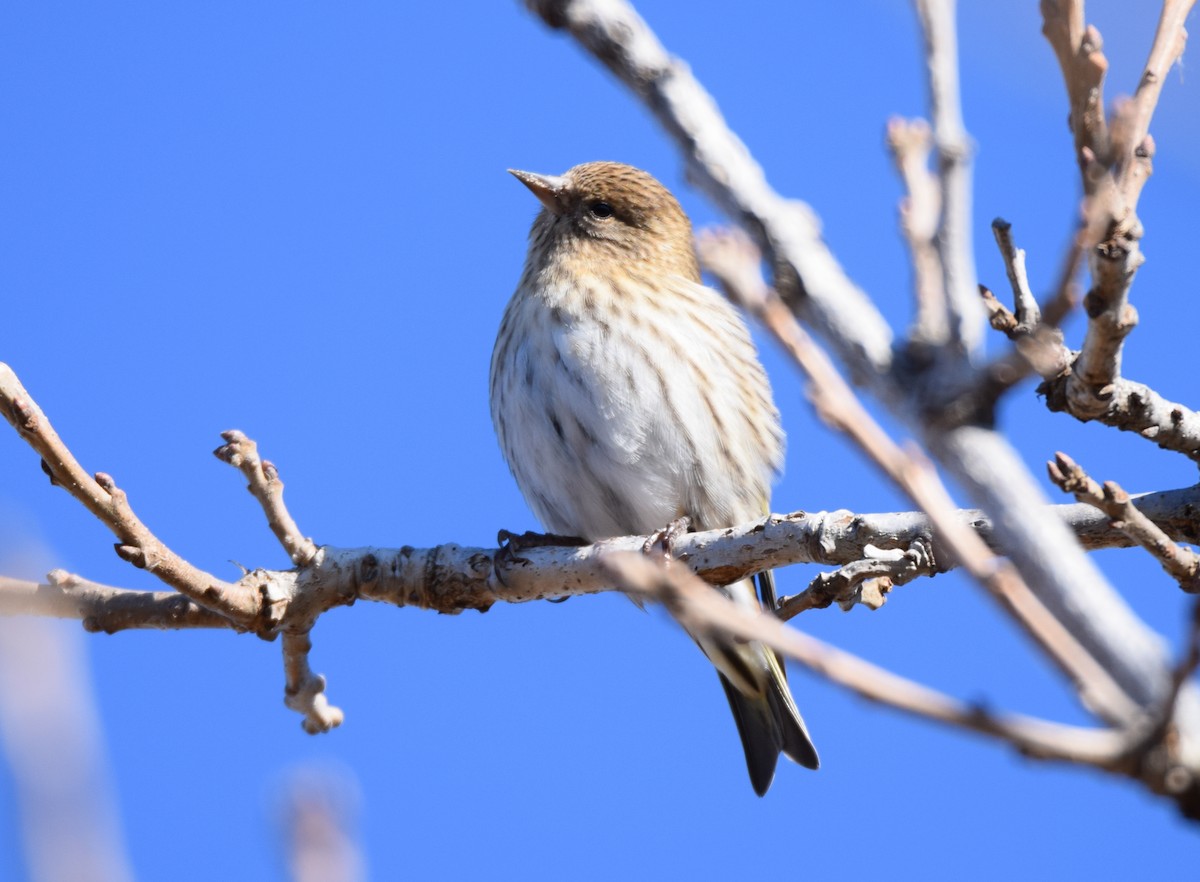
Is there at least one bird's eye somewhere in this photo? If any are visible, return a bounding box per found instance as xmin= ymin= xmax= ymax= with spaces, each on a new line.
xmin=588 ymin=201 xmax=614 ymax=219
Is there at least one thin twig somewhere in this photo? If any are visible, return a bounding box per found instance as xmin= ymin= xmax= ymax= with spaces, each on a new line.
xmin=980 ymin=224 xmax=1200 ymax=463
xmin=0 ymin=572 xmax=235 ymax=632
xmin=1041 ymin=376 xmax=1200 ymax=463
xmin=283 ymin=630 xmax=345 ymax=735
xmin=0 ymin=363 xmax=260 ymax=625
xmin=991 ymin=219 xmax=1041 ymax=331
xmin=1048 ymin=452 xmax=1200 ymax=593
xmin=214 ymin=431 xmax=319 ymax=567
xmin=961 ymin=219 xmax=1074 ymax=407
xmin=777 ymin=541 xmax=935 ymax=618
xmin=1117 ymin=0 xmax=1195 ymax=204
xmin=1041 ymin=1 xmax=1193 ymax=420
xmin=602 ymin=553 xmax=1132 ymax=767
xmin=1041 ymin=1 xmax=1111 ymax=169
xmin=887 ymin=117 xmax=947 ymax=346
xmin=914 ymin=0 xmax=983 ymax=352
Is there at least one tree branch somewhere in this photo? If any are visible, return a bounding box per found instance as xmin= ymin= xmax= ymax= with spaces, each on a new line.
xmin=524 ymin=0 xmax=897 ymax=383
xmin=887 ymin=118 xmax=947 ymax=346
xmin=214 ymin=431 xmax=319 ymax=568
xmin=0 ymin=572 xmax=235 ymax=632
xmin=914 ymin=0 xmax=984 ymax=353
xmin=1048 ymin=452 xmax=1200 ymax=593
xmin=602 ymin=553 xmax=1200 ymax=818
xmin=1041 ymin=0 xmax=1194 ymax=419
xmin=0 ymin=363 xmax=262 ymax=628
xmin=5 ymin=482 xmax=1200 ymax=626
xmin=1041 ymin=0 xmax=1111 ymax=175
xmin=980 ymin=226 xmax=1200 ymax=463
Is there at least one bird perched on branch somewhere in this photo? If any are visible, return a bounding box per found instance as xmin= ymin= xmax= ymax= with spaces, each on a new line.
xmin=490 ymin=160 xmax=818 ymax=794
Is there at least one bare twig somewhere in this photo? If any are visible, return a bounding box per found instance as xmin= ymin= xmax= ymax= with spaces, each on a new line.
xmin=914 ymin=0 xmax=983 ymax=352
xmin=214 ymin=431 xmax=319 ymax=568
xmin=0 ymin=363 xmax=261 ymax=626
xmin=777 ymin=541 xmax=935 ymax=618
xmin=991 ymin=219 xmax=1041 ymax=331
xmin=963 ymin=219 xmax=1074 ymax=407
xmin=606 ymin=552 xmax=1200 ymax=817
xmin=600 ymin=554 xmax=1162 ymax=773
xmin=0 ymin=572 xmax=234 ymax=632
xmin=1067 ymin=242 xmax=1141 ymax=419
xmin=1041 ymin=0 xmax=1111 ymax=176
xmin=1041 ymin=376 xmax=1200 ymax=463
xmin=887 ymin=117 xmax=946 ymax=346
xmin=1048 ymin=452 xmax=1200 ymax=593
xmin=981 ymin=223 xmax=1200 ymax=464
xmin=282 ymin=630 xmax=344 ymax=735
xmin=1116 ymin=0 xmax=1195 ymax=204
xmin=980 ymin=285 xmax=1019 ymax=336
xmin=1041 ymin=1 xmax=1194 ymax=420
xmin=1040 ymin=199 xmax=1095 ymax=329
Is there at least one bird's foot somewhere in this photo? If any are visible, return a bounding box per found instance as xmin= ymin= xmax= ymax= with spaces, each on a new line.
xmin=497 ymin=529 xmax=588 ymax=561
xmin=495 ymin=529 xmax=588 ymax=600
xmin=641 ymin=515 xmax=692 ymax=562
xmin=495 ymin=528 xmax=587 ymax=576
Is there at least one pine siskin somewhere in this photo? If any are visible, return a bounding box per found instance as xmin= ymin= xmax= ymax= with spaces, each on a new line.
xmin=490 ymin=161 xmax=818 ymax=794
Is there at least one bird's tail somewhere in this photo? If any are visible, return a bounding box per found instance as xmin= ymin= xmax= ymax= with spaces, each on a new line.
xmin=707 ymin=571 xmax=819 ymax=795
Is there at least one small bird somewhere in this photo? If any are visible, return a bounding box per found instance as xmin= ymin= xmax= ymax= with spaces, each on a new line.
xmin=490 ymin=161 xmax=818 ymax=794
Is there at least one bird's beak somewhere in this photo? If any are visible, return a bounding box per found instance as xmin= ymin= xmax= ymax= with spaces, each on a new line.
xmin=508 ymin=169 xmax=568 ymax=215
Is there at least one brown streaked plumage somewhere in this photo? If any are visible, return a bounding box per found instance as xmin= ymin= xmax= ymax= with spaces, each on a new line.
xmin=490 ymin=161 xmax=818 ymax=794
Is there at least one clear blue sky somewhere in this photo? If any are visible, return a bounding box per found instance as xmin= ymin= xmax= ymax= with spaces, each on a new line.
xmin=2 ymin=2 xmax=1198 ymax=878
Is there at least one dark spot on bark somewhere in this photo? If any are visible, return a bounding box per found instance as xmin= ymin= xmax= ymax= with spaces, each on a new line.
xmin=361 ymin=554 xmax=379 ymax=583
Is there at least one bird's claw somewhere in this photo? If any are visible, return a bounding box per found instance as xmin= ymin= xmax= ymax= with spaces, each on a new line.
xmin=642 ymin=515 xmax=692 ymax=561
xmin=495 ymin=529 xmax=589 ymax=591
xmin=497 ymin=529 xmax=588 ymax=559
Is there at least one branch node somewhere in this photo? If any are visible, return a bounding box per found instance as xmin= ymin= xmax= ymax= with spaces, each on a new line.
xmin=114 ymin=543 xmax=146 ymax=569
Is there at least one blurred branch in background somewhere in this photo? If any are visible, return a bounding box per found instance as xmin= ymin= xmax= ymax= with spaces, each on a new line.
xmin=278 ymin=765 xmax=364 ymax=882
xmin=0 ymin=548 xmax=133 ymax=882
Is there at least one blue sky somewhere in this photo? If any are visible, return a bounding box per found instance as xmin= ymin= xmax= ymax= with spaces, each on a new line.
xmin=2 ymin=2 xmax=1199 ymax=878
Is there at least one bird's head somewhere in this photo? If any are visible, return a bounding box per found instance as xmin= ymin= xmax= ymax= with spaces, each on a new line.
xmin=509 ymin=161 xmax=700 ymax=281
